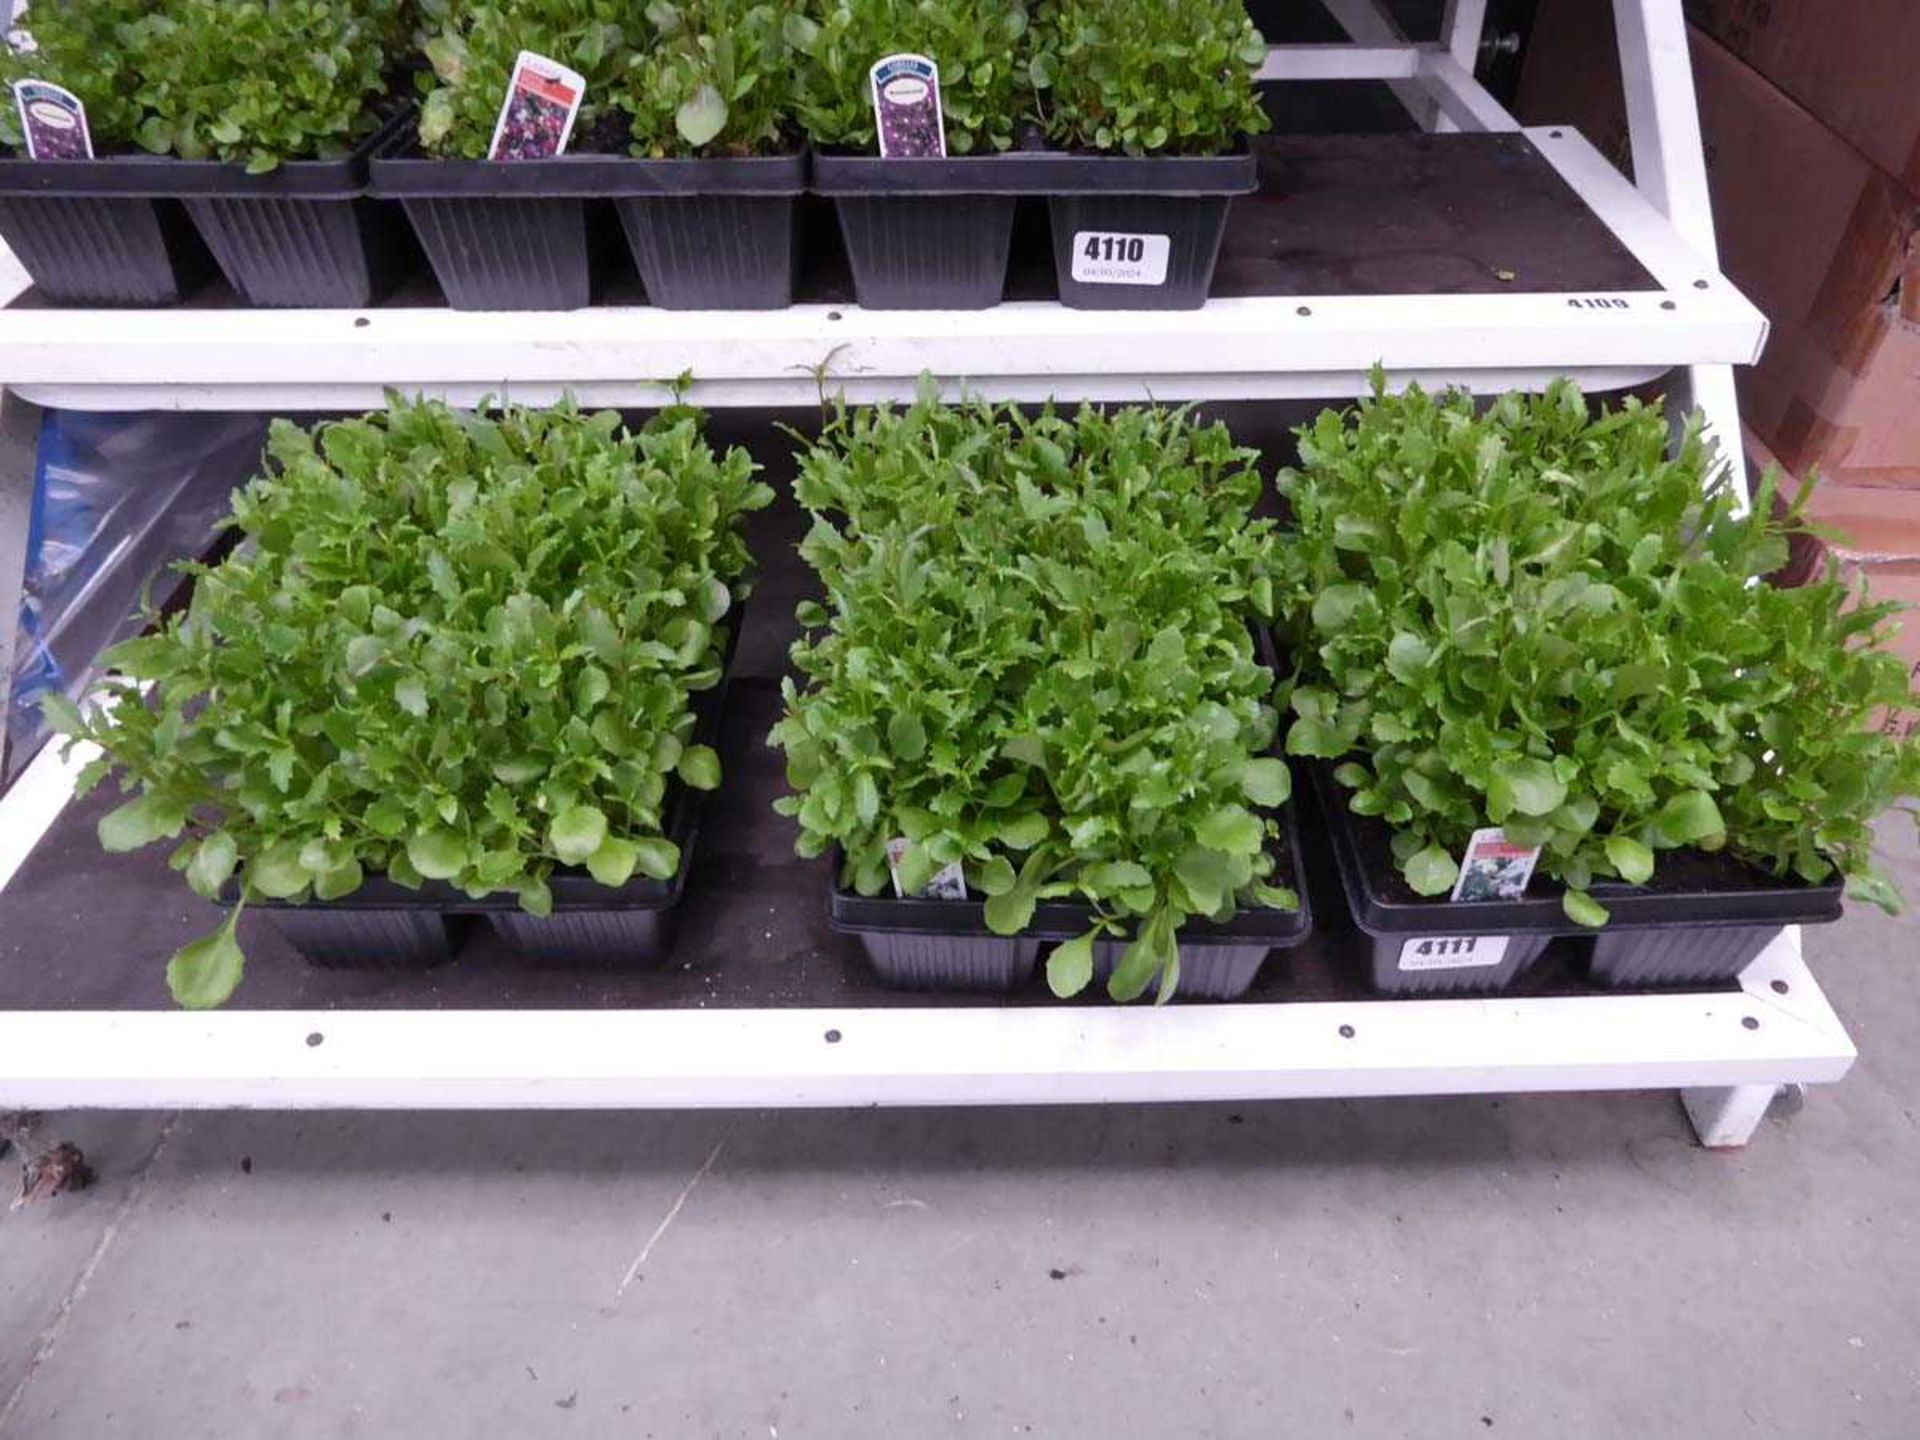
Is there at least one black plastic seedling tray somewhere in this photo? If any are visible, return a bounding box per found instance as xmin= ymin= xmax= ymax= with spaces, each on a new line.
xmin=0 ymin=108 xmax=413 ymax=308
xmin=0 ymin=109 xmax=413 ymax=308
xmin=1042 ymin=148 xmax=1257 ymax=311
xmin=811 ymin=152 xmax=1067 ymax=309
xmin=1308 ymin=762 xmax=1845 ymax=994
xmin=828 ymin=779 xmax=1314 ymax=1001
xmin=374 ymin=132 xmax=804 ymax=311
xmin=610 ymin=151 xmax=805 ymax=310
xmin=222 ymin=610 xmax=743 ymax=970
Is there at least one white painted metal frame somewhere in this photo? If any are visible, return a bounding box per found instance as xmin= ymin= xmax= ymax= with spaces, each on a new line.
xmin=0 ymin=0 xmax=1849 ymax=1147
xmin=0 ymin=930 xmax=1853 ymax=1124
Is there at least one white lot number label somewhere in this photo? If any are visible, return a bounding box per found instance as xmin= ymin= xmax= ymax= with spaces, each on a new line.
xmin=1071 ymin=231 xmax=1170 ymax=286
xmin=1397 ymin=934 xmax=1509 ymax=972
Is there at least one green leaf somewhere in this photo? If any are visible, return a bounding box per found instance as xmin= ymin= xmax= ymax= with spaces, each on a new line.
xmin=344 ymin=634 xmax=385 ymax=676
xmin=887 ymin=711 xmax=927 ymax=761
xmin=586 ymin=837 xmax=639 ymax=888
xmin=976 ymin=855 xmax=1017 ymax=896
xmin=997 ymin=813 xmax=1050 ymax=850
xmin=1604 ymin=834 xmax=1655 ymax=886
xmin=250 ymin=840 xmax=311 ymax=899
xmin=394 ymin=676 xmax=429 ymax=718
xmin=1311 ymin=583 xmax=1367 ymax=632
xmin=98 ymin=793 xmax=185 ymax=853
xmin=549 ymin=806 xmax=608 ymax=867
xmin=1403 ymin=845 xmax=1459 ymax=896
xmin=1561 ymin=888 xmax=1610 ymax=927
xmin=1654 ymin=789 xmax=1725 ymax=846
xmin=674 ymin=84 xmax=728 ymax=148
xmin=1196 ymin=806 xmax=1263 ymax=855
xmin=167 ymin=912 xmax=245 ymax=1010
xmin=186 ymin=832 xmax=239 ymax=899
xmin=984 ymin=888 xmax=1037 ymax=936
xmin=677 ymin=745 xmax=722 ymax=791
xmin=1385 ymin=632 xmax=1432 ymax=683
xmin=40 ymin=691 xmax=85 ymax=737
xmin=1490 ymin=757 xmax=1567 ymax=818
xmin=313 ymin=860 xmax=364 ymax=901
xmin=633 ymin=838 xmax=681 ymax=880
xmin=1239 ymin=758 xmax=1291 ymax=807
xmin=1084 ymin=860 xmax=1152 ymax=892
xmin=407 ymin=829 xmax=467 ymax=881
xmin=1046 ymin=932 xmax=1096 ymax=998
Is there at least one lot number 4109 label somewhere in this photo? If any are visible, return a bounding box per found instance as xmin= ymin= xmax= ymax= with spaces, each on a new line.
xmin=1397 ymin=934 xmax=1509 ymax=971
xmin=1070 ymin=231 xmax=1170 ymax=286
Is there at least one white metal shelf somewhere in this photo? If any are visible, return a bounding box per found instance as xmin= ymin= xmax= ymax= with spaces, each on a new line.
xmin=0 ymin=0 xmax=1849 ymax=1150
xmin=0 ymin=128 xmax=1762 ymax=413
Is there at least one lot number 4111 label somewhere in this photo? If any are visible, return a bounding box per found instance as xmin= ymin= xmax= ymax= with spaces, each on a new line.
xmin=1071 ymin=231 xmax=1170 ymax=286
xmin=1397 ymin=934 xmax=1509 ymax=971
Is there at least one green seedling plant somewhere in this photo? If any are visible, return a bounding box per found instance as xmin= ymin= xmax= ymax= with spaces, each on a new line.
xmin=48 ymin=397 xmax=772 ymax=1008
xmin=2 ymin=0 xmax=410 ymax=171
xmin=618 ymin=0 xmax=799 ymax=156
xmin=789 ymin=0 xmax=1034 ymax=154
xmin=773 ymin=383 xmax=1297 ymax=1003
xmin=415 ymin=0 xmax=637 ymax=156
xmin=1274 ymin=373 xmax=1920 ymax=925
xmin=1031 ymin=0 xmax=1268 ymax=156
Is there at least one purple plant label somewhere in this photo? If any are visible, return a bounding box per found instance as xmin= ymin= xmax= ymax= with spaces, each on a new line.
xmin=487 ymin=50 xmax=586 ymax=161
xmin=13 ymin=80 xmax=92 ymax=161
xmin=869 ymin=53 xmax=945 ymax=158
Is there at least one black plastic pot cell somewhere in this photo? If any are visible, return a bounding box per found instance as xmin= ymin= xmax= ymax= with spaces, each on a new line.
xmin=1308 ymin=762 xmax=1845 ymax=994
xmin=260 ymin=898 xmax=459 ymax=971
xmin=812 ymin=152 xmax=1059 ymax=309
xmin=1044 ymin=149 xmax=1256 ymax=311
xmin=829 ymin=774 xmax=1313 ymax=999
xmin=0 ymin=181 xmax=215 ymax=305
xmin=0 ymin=108 xmax=413 ymax=309
xmin=1589 ymin=922 xmax=1786 ymax=988
xmin=611 ymin=151 xmax=804 ymax=310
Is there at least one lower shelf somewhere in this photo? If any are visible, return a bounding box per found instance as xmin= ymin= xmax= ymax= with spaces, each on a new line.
xmin=0 ymin=488 xmax=1857 ymax=1114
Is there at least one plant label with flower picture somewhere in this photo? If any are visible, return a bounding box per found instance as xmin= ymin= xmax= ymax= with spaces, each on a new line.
xmin=12 ymin=79 xmax=92 ymax=160
xmin=1449 ymin=827 xmax=1540 ymax=902
xmin=1397 ymin=934 xmax=1509 ymax=972
xmin=1069 ymin=231 xmax=1170 ymax=287
xmin=885 ymin=837 xmax=967 ymax=900
xmin=869 ymin=54 xmax=944 ymax=158
xmin=487 ymin=51 xmax=586 ymax=161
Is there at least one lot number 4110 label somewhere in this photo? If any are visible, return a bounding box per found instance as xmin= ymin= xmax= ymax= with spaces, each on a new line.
xmin=1397 ymin=934 xmax=1509 ymax=971
xmin=1070 ymin=231 xmax=1170 ymax=286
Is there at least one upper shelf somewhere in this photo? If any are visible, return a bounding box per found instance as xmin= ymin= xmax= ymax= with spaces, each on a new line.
xmin=0 ymin=128 xmax=1765 ymax=412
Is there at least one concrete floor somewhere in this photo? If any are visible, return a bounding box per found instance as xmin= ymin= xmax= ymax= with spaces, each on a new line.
xmin=3 ymin=823 xmax=1917 ymax=1439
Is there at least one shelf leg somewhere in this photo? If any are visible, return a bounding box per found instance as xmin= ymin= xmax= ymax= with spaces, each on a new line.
xmin=1681 ymin=1082 xmax=1783 ymax=1149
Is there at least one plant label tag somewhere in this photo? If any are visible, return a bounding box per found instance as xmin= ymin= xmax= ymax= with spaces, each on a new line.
xmin=870 ymin=53 xmax=945 ymax=158
xmin=1449 ymin=826 xmax=1540 ymax=902
xmin=1398 ymin=934 xmax=1509 ymax=972
xmin=885 ymin=837 xmax=967 ymax=900
xmin=487 ymin=50 xmax=586 ymax=161
xmin=13 ymin=80 xmax=92 ymax=160
xmin=1069 ymin=231 xmax=1171 ymax=286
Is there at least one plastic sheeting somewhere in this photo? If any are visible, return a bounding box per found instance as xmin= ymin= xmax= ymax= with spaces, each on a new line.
xmin=7 ymin=409 xmax=269 ymax=778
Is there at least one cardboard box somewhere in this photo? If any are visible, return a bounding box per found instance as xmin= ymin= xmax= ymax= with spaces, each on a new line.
xmin=1751 ymin=430 xmax=1920 ymax=739
xmin=1516 ymin=11 xmax=1920 ymax=489
xmin=1684 ymin=0 xmax=1920 ymax=195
